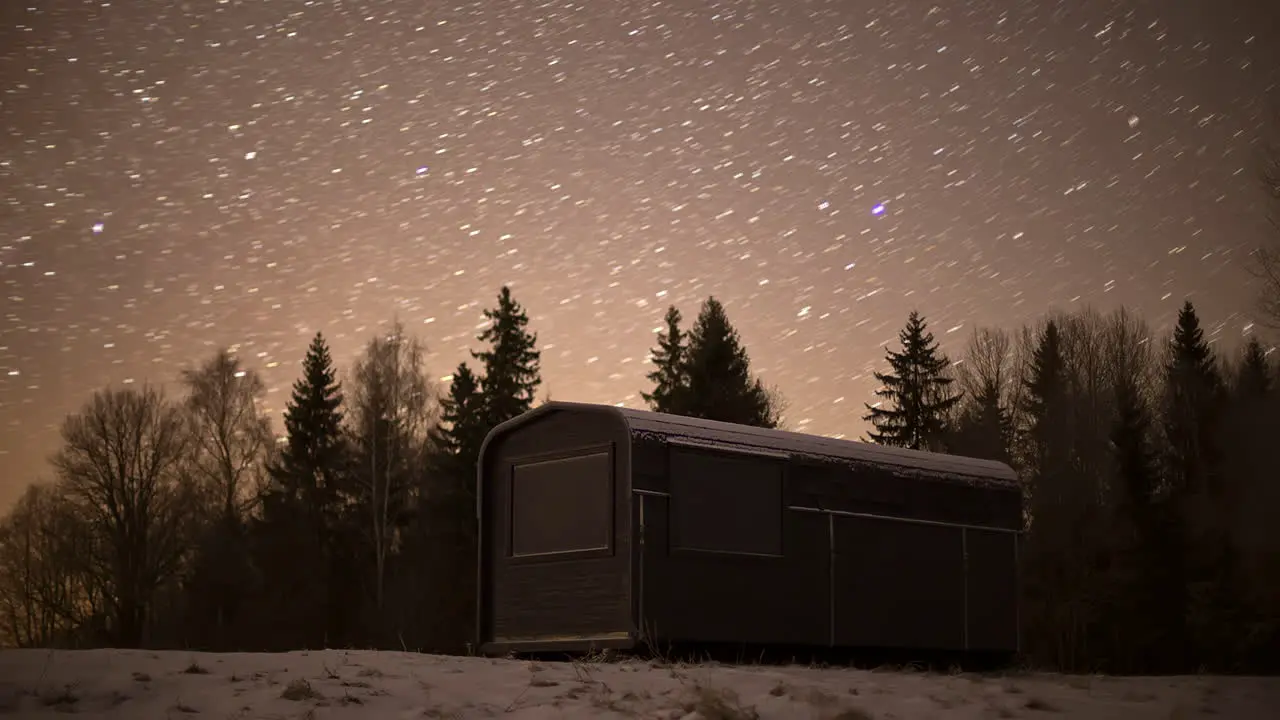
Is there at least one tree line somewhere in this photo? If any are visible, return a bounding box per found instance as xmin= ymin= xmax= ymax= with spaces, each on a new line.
xmin=0 ymin=289 xmax=783 ymax=656
xmin=3 ymin=275 xmax=1278 ymax=674
xmin=856 ymin=302 xmax=1279 ymax=674
xmin=2 ymin=126 xmax=1279 ymax=671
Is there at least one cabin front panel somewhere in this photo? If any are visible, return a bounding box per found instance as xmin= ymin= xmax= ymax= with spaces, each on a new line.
xmin=483 ymin=410 xmax=631 ymax=645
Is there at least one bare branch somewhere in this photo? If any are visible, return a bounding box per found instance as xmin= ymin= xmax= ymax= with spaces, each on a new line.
xmin=347 ymin=319 xmax=439 ymax=611
xmin=50 ymin=385 xmax=196 ymax=647
xmin=181 ymin=349 xmax=274 ymax=521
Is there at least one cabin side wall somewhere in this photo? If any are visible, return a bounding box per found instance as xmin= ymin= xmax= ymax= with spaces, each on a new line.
xmin=479 ymin=411 xmax=632 ymax=648
xmin=794 ymin=461 xmax=1021 ymax=652
xmin=632 ymin=438 xmax=830 ymax=646
xmin=634 ymin=440 xmax=1021 ymax=654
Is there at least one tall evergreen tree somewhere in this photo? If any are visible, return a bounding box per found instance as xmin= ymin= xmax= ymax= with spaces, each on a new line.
xmin=1234 ymin=336 xmax=1272 ymax=397
xmin=863 ymin=311 xmax=960 ymax=450
xmin=1222 ymin=339 xmax=1280 ymax=670
xmin=411 ymin=362 xmax=488 ymax=654
xmin=259 ymin=332 xmax=348 ymax=649
xmin=427 ymin=362 xmax=487 ymax=491
xmin=681 ymin=297 xmax=779 ymax=428
xmin=473 ymin=286 xmax=542 ymax=428
xmin=948 ymin=380 xmax=1012 ymax=463
xmin=642 ymin=305 xmax=688 ymax=414
xmin=1164 ymin=300 xmax=1223 ymax=495
xmin=1162 ymin=301 xmax=1231 ymax=669
xmin=269 ymin=332 xmax=346 ymax=509
xmin=1021 ymin=319 xmax=1072 ymax=484
xmin=1105 ymin=370 xmax=1168 ymax=672
xmin=1111 ymin=373 xmax=1162 ymax=537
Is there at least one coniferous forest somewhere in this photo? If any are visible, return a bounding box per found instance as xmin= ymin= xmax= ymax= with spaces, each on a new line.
xmin=1 ymin=154 xmax=1279 ymax=675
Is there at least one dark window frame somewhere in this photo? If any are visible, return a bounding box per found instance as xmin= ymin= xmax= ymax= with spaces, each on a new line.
xmin=506 ymin=443 xmax=616 ymax=564
xmin=667 ymin=442 xmax=787 ymax=559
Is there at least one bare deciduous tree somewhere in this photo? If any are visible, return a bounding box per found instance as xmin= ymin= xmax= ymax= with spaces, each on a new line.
xmin=348 ymin=320 xmax=437 ymax=611
xmin=0 ymin=483 xmax=96 ymax=647
xmin=956 ymin=327 xmax=1013 ymax=403
xmin=182 ymin=349 xmax=274 ymax=521
xmin=51 ymin=385 xmax=196 ymax=647
xmin=1253 ymin=137 xmax=1280 ymax=329
xmin=1102 ymin=308 xmax=1158 ymax=402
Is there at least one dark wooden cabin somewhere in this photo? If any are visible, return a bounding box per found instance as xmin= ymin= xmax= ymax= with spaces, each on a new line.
xmin=476 ymin=402 xmax=1022 ymax=658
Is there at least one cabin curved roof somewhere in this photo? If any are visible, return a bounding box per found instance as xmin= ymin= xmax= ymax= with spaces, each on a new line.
xmin=481 ymin=401 xmax=1019 ymax=487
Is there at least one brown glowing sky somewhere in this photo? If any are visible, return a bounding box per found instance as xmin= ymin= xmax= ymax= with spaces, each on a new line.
xmin=2 ymin=0 xmax=1278 ymax=509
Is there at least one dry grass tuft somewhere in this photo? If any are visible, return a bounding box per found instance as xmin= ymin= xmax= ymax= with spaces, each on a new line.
xmin=827 ymin=707 xmax=876 ymax=720
xmin=682 ymin=683 xmax=761 ymax=720
xmin=1024 ymin=696 xmax=1059 ymax=712
xmin=39 ymin=685 xmax=79 ymax=709
xmin=280 ymin=679 xmax=322 ymax=702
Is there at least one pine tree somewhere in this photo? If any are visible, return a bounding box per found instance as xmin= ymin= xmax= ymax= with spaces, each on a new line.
xmin=412 ymin=362 xmax=488 ymax=653
xmin=1223 ymin=340 xmax=1280 ymax=670
xmin=949 ymin=380 xmax=1012 ymax=463
xmin=642 ymin=305 xmax=688 ymax=414
xmin=1021 ymin=319 xmax=1071 ymax=481
xmin=863 ymin=311 xmax=960 ymax=450
xmin=427 ymin=362 xmax=487 ymax=490
xmin=1234 ymin=337 xmax=1271 ymax=397
xmin=1163 ymin=300 xmax=1230 ymax=670
xmin=1106 ymin=371 xmax=1167 ymax=672
xmin=681 ymin=297 xmax=779 ymax=427
xmin=1163 ymin=300 xmax=1224 ymax=497
xmin=1111 ymin=375 xmax=1159 ymax=526
xmin=473 ymin=286 xmax=541 ymax=428
xmin=271 ymin=333 xmax=345 ymax=500
xmin=260 ymin=332 xmax=348 ymax=649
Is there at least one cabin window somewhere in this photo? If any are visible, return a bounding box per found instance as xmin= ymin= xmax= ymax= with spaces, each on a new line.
xmin=669 ymin=447 xmax=784 ymax=557
xmin=510 ymin=450 xmax=613 ymax=557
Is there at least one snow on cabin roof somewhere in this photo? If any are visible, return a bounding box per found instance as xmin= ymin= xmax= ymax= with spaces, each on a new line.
xmin=489 ymin=402 xmax=1018 ymax=488
xmin=612 ymin=406 xmax=1018 ymax=487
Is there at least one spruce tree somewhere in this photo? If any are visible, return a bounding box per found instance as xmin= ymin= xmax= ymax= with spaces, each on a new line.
xmin=427 ymin=362 xmax=487 ymax=489
xmin=863 ymin=311 xmax=960 ymax=450
xmin=1163 ymin=300 xmax=1228 ymax=669
xmin=417 ymin=361 xmax=488 ymax=652
xmin=681 ymin=297 xmax=779 ymax=427
xmin=1107 ymin=372 xmax=1166 ymax=671
xmin=642 ymin=305 xmax=689 ymax=414
xmin=473 ymin=286 xmax=542 ymax=428
xmin=1021 ymin=319 xmax=1070 ymax=478
xmin=1222 ymin=340 xmax=1279 ymax=670
xmin=949 ymin=380 xmax=1012 ymax=463
xmin=1163 ymin=300 xmax=1223 ymax=497
xmin=269 ymin=332 xmax=346 ymax=517
xmin=1112 ymin=375 xmax=1159 ymax=524
xmin=1234 ymin=336 xmax=1271 ymax=397
xmin=259 ymin=331 xmax=347 ymax=649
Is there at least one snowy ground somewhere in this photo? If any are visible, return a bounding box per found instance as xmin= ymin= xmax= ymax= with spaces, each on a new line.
xmin=1 ymin=649 xmax=1277 ymax=719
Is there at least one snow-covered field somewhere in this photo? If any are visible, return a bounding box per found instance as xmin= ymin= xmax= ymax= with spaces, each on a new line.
xmin=1 ymin=649 xmax=1277 ymax=719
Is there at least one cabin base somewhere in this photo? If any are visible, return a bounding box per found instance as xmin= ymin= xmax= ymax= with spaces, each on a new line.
xmin=481 ymin=631 xmax=637 ymax=656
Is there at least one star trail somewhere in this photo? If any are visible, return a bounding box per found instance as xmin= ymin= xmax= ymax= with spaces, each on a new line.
xmin=2 ymin=0 xmax=1278 ymax=508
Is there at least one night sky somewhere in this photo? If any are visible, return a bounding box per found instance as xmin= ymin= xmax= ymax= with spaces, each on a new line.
xmin=2 ymin=0 xmax=1278 ymax=509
